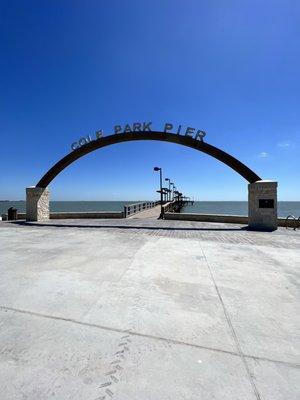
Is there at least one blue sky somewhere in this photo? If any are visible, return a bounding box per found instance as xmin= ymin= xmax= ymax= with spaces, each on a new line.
xmin=0 ymin=0 xmax=299 ymax=201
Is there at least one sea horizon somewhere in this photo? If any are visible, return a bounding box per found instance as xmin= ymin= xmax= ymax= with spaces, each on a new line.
xmin=1 ymin=200 xmax=300 ymax=218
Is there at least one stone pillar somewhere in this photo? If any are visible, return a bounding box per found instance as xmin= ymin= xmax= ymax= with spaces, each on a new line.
xmin=248 ymin=180 xmax=278 ymax=231
xmin=26 ymin=187 xmax=50 ymax=221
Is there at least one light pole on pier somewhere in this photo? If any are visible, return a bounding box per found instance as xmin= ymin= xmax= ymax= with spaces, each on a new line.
xmin=165 ymin=178 xmax=171 ymax=201
xmin=173 ymin=186 xmax=177 ymax=201
xmin=153 ymin=167 xmax=163 ymax=218
xmin=170 ymin=182 xmax=175 ymax=201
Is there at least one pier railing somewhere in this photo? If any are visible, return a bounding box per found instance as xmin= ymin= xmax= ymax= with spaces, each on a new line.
xmin=285 ymin=215 xmax=300 ymax=230
xmin=162 ymin=198 xmax=193 ymax=215
xmin=162 ymin=200 xmax=177 ymax=214
xmin=124 ymin=201 xmax=159 ymax=217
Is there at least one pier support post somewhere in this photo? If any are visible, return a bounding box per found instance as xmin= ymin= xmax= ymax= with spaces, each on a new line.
xmin=26 ymin=187 xmax=50 ymax=221
xmin=248 ymin=180 xmax=278 ymax=231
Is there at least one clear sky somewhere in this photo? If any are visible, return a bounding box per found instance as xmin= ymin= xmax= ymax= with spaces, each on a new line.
xmin=0 ymin=0 xmax=299 ymax=201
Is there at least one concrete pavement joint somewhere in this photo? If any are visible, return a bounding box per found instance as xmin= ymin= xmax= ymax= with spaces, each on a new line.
xmin=243 ymin=354 xmax=300 ymax=369
xmin=200 ymin=248 xmax=262 ymax=400
xmin=0 ymin=305 xmax=298 ymax=370
xmin=0 ymin=305 xmax=242 ymax=358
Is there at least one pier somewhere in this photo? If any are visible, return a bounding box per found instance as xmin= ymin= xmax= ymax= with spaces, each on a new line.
xmin=0 ymin=163 xmax=298 ymax=399
xmin=23 ymin=130 xmax=279 ymax=231
xmin=127 ymin=204 xmax=161 ymax=219
xmin=1 ymin=198 xmax=192 ymax=221
xmin=0 ymin=110 xmax=297 ymax=400
xmin=0 ymin=216 xmax=299 ymax=400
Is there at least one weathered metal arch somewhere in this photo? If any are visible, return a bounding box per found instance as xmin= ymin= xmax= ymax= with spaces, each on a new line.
xmin=36 ymin=131 xmax=261 ymax=188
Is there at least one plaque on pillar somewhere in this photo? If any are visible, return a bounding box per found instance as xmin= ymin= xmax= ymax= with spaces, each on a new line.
xmin=259 ymin=199 xmax=274 ymax=208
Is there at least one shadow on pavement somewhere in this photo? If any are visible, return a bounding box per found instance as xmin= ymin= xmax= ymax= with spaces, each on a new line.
xmin=10 ymin=220 xmax=250 ymax=232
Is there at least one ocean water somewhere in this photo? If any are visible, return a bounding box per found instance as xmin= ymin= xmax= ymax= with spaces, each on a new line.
xmin=1 ymin=200 xmax=300 ymax=218
xmin=0 ymin=201 xmax=143 ymax=214
xmin=182 ymin=201 xmax=300 ymax=218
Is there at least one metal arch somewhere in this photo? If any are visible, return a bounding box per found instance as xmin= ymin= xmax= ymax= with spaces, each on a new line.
xmin=36 ymin=131 xmax=262 ymax=188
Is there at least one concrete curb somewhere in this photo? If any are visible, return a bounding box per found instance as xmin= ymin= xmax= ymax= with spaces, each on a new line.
xmin=164 ymin=212 xmax=298 ymax=228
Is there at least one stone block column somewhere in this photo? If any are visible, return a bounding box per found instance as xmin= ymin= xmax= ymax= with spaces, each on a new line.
xmin=26 ymin=187 xmax=50 ymax=221
xmin=248 ymin=180 xmax=278 ymax=231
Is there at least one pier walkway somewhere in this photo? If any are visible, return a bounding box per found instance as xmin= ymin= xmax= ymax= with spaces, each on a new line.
xmin=0 ymin=218 xmax=299 ymax=400
xmin=127 ymin=204 xmax=161 ymax=219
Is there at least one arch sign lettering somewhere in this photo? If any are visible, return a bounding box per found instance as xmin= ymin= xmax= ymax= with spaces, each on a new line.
xmin=71 ymin=122 xmax=206 ymax=151
xmin=36 ymin=121 xmax=262 ymax=188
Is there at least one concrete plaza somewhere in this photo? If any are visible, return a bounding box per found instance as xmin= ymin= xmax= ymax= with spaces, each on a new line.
xmin=0 ymin=219 xmax=299 ymax=399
